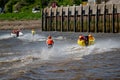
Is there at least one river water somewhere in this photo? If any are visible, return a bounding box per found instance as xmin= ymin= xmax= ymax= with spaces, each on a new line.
xmin=0 ymin=30 xmax=120 ymax=80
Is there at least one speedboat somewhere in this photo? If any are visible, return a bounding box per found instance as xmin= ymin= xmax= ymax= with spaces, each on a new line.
xmin=11 ymin=31 xmax=23 ymax=37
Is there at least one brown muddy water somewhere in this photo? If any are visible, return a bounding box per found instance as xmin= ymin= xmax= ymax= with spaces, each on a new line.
xmin=0 ymin=30 xmax=120 ymax=80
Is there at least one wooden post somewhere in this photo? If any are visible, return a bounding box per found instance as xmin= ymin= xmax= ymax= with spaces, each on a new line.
xmin=95 ymin=5 xmax=98 ymax=32
xmin=67 ymin=5 xmax=69 ymax=31
xmin=87 ymin=5 xmax=90 ymax=32
xmin=41 ymin=8 xmax=44 ymax=31
xmin=112 ymin=4 xmax=115 ymax=33
xmin=80 ymin=5 xmax=83 ymax=32
xmin=108 ymin=13 xmax=110 ymax=32
xmin=119 ymin=14 xmax=120 ymax=33
xmin=50 ymin=7 xmax=52 ymax=31
xmin=45 ymin=9 xmax=47 ymax=31
xmin=74 ymin=5 xmax=76 ymax=32
xmin=61 ymin=6 xmax=63 ymax=32
xmin=55 ymin=7 xmax=58 ymax=31
xmin=117 ymin=13 xmax=119 ymax=33
xmin=103 ymin=4 xmax=106 ymax=33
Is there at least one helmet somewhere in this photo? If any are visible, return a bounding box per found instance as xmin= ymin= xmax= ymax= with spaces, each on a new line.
xmin=48 ymin=36 xmax=52 ymax=39
xmin=88 ymin=34 xmax=92 ymax=37
xmin=79 ymin=35 xmax=83 ymax=39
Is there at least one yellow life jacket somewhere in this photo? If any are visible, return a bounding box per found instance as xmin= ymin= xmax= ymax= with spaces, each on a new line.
xmin=77 ymin=39 xmax=86 ymax=46
xmin=31 ymin=30 xmax=36 ymax=35
xmin=89 ymin=37 xmax=95 ymax=45
xmin=77 ymin=37 xmax=95 ymax=46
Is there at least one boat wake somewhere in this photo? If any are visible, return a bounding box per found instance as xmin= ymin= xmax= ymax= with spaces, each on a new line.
xmin=0 ymin=34 xmax=12 ymax=40
xmin=0 ymin=33 xmax=120 ymax=71
xmin=18 ymin=33 xmax=46 ymax=42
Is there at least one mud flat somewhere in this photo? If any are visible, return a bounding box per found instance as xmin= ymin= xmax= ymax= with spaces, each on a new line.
xmin=0 ymin=20 xmax=41 ymax=30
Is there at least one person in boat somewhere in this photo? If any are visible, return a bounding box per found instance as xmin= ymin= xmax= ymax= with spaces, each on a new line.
xmin=16 ymin=29 xmax=21 ymax=37
xmin=77 ymin=34 xmax=95 ymax=46
xmin=77 ymin=34 xmax=86 ymax=46
xmin=12 ymin=29 xmax=18 ymax=37
xmin=85 ymin=35 xmax=92 ymax=46
xmin=12 ymin=29 xmax=17 ymax=34
xmin=11 ymin=29 xmax=23 ymax=37
xmin=46 ymin=36 xmax=54 ymax=48
xmin=88 ymin=34 xmax=95 ymax=45
xmin=31 ymin=29 xmax=36 ymax=36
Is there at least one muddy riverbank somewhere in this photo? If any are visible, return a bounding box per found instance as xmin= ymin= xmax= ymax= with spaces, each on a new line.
xmin=0 ymin=20 xmax=41 ymax=30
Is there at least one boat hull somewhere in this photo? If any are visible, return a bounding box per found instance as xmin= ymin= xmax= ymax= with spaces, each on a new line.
xmin=11 ymin=32 xmax=23 ymax=37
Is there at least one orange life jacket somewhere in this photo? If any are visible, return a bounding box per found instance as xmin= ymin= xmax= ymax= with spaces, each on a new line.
xmin=46 ymin=39 xmax=54 ymax=45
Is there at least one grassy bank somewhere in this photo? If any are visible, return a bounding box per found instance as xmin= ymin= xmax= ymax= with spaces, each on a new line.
xmin=0 ymin=12 xmax=41 ymax=21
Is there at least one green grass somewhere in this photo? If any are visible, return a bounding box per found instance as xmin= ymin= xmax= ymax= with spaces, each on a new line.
xmin=0 ymin=12 xmax=41 ymax=20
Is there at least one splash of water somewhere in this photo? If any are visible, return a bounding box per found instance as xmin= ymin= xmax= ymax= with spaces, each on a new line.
xmin=0 ymin=33 xmax=120 ymax=69
xmin=17 ymin=37 xmax=120 ymax=61
xmin=0 ymin=34 xmax=12 ymax=40
xmin=39 ymin=38 xmax=120 ymax=61
xmin=18 ymin=33 xmax=46 ymax=42
xmin=95 ymin=39 xmax=120 ymax=48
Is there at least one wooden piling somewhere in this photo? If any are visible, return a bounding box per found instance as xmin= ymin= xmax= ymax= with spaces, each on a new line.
xmin=87 ymin=5 xmax=90 ymax=32
xmin=61 ymin=6 xmax=63 ymax=32
xmin=103 ymin=4 xmax=106 ymax=33
xmin=95 ymin=5 xmax=98 ymax=33
xmin=74 ymin=5 xmax=76 ymax=32
xmin=112 ymin=4 xmax=115 ymax=33
xmin=80 ymin=5 xmax=83 ymax=32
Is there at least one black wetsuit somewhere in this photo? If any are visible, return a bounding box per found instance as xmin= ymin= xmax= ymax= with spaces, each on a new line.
xmin=84 ymin=36 xmax=89 ymax=46
xmin=16 ymin=31 xmax=19 ymax=37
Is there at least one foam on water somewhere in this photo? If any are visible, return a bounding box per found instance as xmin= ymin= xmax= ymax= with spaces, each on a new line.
xmin=18 ymin=33 xmax=46 ymax=42
xmin=19 ymin=35 xmax=120 ymax=61
xmin=18 ymin=34 xmax=66 ymax=42
xmin=55 ymin=36 xmax=66 ymax=40
xmin=0 ymin=33 xmax=120 ymax=70
xmin=0 ymin=34 xmax=12 ymax=40
xmin=95 ymin=39 xmax=120 ymax=48
xmin=38 ymin=38 xmax=120 ymax=61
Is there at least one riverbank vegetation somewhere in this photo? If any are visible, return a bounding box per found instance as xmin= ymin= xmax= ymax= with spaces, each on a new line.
xmin=0 ymin=12 xmax=41 ymax=20
xmin=0 ymin=0 xmax=80 ymax=20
